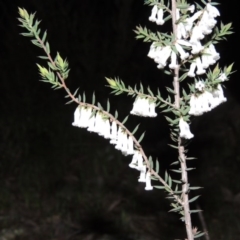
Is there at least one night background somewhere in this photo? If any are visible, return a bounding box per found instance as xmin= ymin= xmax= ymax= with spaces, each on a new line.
xmin=0 ymin=0 xmax=240 ymax=239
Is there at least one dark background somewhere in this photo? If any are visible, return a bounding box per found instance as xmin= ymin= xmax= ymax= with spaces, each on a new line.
xmin=0 ymin=0 xmax=240 ymax=239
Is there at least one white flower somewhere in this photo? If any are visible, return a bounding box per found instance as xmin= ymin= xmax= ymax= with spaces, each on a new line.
xmin=189 ymin=94 xmax=204 ymax=116
xmin=72 ymin=106 xmax=81 ymax=127
xmin=131 ymin=97 xmax=157 ymax=117
xmin=147 ymin=43 xmax=157 ymax=59
xmin=169 ymin=51 xmax=178 ymax=69
xmin=145 ymin=172 xmax=153 ymax=190
xmin=195 ymin=81 xmax=205 ymax=91
xmin=138 ymin=166 xmax=147 ymax=182
xmin=175 ymin=43 xmax=189 ymax=60
xmin=156 ymin=8 xmax=165 ymax=25
xmin=103 ymin=119 xmax=111 ymax=139
xmin=155 ymin=46 xmax=171 ymax=67
xmin=126 ymin=136 xmax=135 ymax=155
xmin=210 ymin=84 xmax=227 ymax=109
xmin=196 ymin=57 xmax=206 ymax=75
xmin=219 ymin=73 xmax=227 ymax=82
xmin=87 ymin=114 xmax=96 ymax=132
xmin=149 ymin=101 xmax=157 ymax=117
xmin=179 ymin=118 xmax=194 ymax=139
xmin=72 ymin=107 xmax=92 ymax=128
xmin=110 ymin=121 xmax=118 ymax=142
xmin=187 ymin=5 xmax=195 ymax=13
xmin=130 ymin=97 xmax=142 ymax=115
xmin=206 ymin=3 xmax=220 ymax=18
xmin=191 ymin=40 xmax=204 ymax=54
xmin=177 ymin=22 xmax=188 ymax=39
xmin=188 ymin=62 xmax=197 ymax=78
xmin=129 ymin=151 xmax=139 ymax=169
xmin=209 ymin=44 xmax=220 ymax=61
xmin=191 ymin=26 xmax=204 ymax=41
xmin=149 ymin=5 xmax=158 ymax=22
xmin=115 ymin=127 xmax=125 ymax=151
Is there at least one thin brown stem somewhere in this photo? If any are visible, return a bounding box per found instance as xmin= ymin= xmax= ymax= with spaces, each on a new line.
xmin=171 ymin=0 xmax=194 ymax=239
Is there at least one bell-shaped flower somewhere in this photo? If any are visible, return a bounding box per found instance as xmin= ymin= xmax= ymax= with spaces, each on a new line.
xmin=126 ymin=136 xmax=135 ymax=155
xmin=184 ymin=10 xmax=203 ymax=32
xmin=179 ymin=118 xmax=194 ymax=139
xmin=169 ymin=51 xmax=178 ymax=69
xmin=175 ymin=43 xmax=189 ymax=60
xmin=129 ymin=151 xmax=139 ymax=169
xmin=145 ymin=172 xmax=153 ymax=190
xmin=209 ymin=44 xmax=220 ymax=61
xmin=196 ymin=57 xmax=206 ymax=75
xmin=189 ymin=94 xmax=204 ymax=116
xmin=177 ymin=22 xmax=188 ymax=39
xmin=72 ymin=106 xmax=81 ymax=127
xmin=191 ymin=26 xmax=204 ymax=41
xmin=210 ymin=84 xmax=227 ymax=109
xmin=138 ymin=166 xmax=147 ymax=182
xmin=149 ymin=5 xmax=158 ymax=22
xmin=147 ymin=43 xmax=158 ymax=59
xmin=103 ymin=119 xmax=111 ymax=139
xmin=136 ymin=152 xmax=145 ymax=171
xmin=187 ymin=5 xmax=195 ymax=13
xmin=206 ymin=3 xmax=220 ymax=18
xmin=78 ymin=107 xmax=92 ymax=128
xmin=191 ymin=40 xmax=204 ymax=54
xmin=149 ymin=101 xmax=157 ymax=117
xmin=87 ymin=114 xmax=96 ymax=132
xmin=130 ymin=97 xmax=142 ymax=115
xmin=115 ymin=127 xmax=125 ymax=151
xmin=110 ymin=120 xmax=118 ymax=143
xmin=188 ymin=62 xmax=197 ymax=78
xmin=156 ymin=8 xmax=165 ymax=25
xmin=155 ymin=46 xmax=171 ymax=67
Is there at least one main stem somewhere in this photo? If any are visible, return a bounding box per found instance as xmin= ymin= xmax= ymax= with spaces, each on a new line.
xmin=171 ymin=1 xmax=193 ymax=239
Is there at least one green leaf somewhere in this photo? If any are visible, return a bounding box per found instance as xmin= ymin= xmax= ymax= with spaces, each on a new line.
xmin=138 ymin=131 xmax=145 ymax=143
xmin=189 ymin=186 xmax=203 ymax=190
xmin=83 ymin=92 xmax=86 ymax=103
xmin=153 ymin=185 xmax=165 ymax=189
xmin=164 ymin=171 xmax=168 ymax=182
xmin=107 ymin=99 xmax=110 ymax=112
xmin=72 ymin=88 xmax=79 ymax=97
xmin=194 ymin=232 xmax=205 ymax=239
xmin=189 ymin=195 xmax=201 ymax=203
xmin=122 ymin=115 xmax=129 ymax=125
xmin=168 ymin=175 xmax=172 ymax=188
xmin=42 ymin=30 xmax=47 ymax=43
xmin=37 ymin=56 xmax=49 ymax=60
xmin=155 ymin=159 xmax=159 ymax=174
xmin=170 ymin=169 xmax=182 ymax=173
xmin=46 ymin=41 xmax=50 ymax=54
xmin=92 ymin=92 xmax=96 ymax=105
xmin=132 ymin=123 xmax=140 ymax=135
xmin=115 ymin=110 xmax=118 ymax=119
xmin=97 ymin=102 xmax=103 ymax=110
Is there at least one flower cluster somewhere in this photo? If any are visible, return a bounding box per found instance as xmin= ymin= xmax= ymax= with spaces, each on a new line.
xmin=189 ymin=83 xmax=227 ymax=116
xmin=130 ymin=97 xmax=157 ymax=117
xmin=72 ymin=106 xmax=135 ymax=155
xmin=72 ymin=106 xmax=153 ymax=190
xmin=147 ymin=3 xmax=221 ymax=73
xmin=129 ymin=151 xmax=153 ymax=190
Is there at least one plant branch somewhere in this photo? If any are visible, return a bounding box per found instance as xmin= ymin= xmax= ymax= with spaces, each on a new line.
xmin=34 ymin=33 xmax=183 ymax=206
xmin=171 ymin=0 xmax=193 ymax=239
